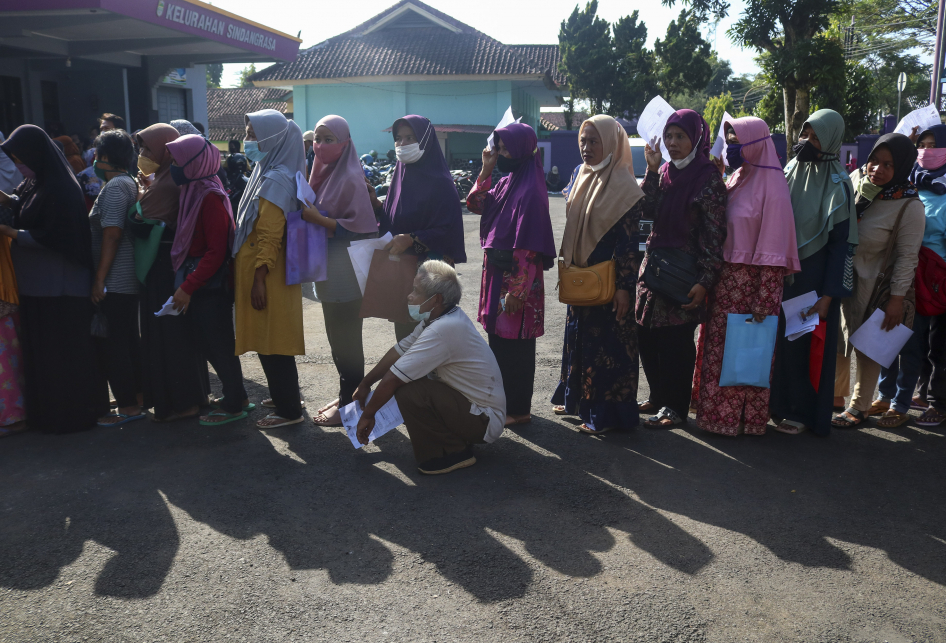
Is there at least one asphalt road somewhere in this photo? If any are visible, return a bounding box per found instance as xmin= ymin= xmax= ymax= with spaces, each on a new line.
xmin=1 ymin=196 xmax=945 ymax=642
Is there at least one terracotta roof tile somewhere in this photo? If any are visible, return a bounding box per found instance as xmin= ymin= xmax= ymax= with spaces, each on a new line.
xmin=206 ymin=88 xmax=290 ymax=141
xmin=250 ymin=0 xmax=564 ymax=87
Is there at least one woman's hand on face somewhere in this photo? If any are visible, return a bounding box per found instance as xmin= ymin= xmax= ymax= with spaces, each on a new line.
xmin=91 ymin=278 xmax=107 ymax=304
xmin=385 ymin=234 xmax=413 ymax=255
xmin=681 ymin=283 xmax=707 ymax=311
xmin=481 ymin=147 xmax=498 ymax=177
xmin=137 ymin=171 xmax=152 ymax=188
xmin=0 ymin=224 xmax=16 ymax=239
xmin=503 ymin=292 xmax=524 ymax=315
xmin=909 ymin=126 xmax=921 ymax=144
xmin=612 ymin=288 xmax=631 ymax=323
xmin=881 ymin=296 xmax=905 ymax=331
xmin=171 ymin=287 xmax=191 ymax=314
xmin=712 ymin=156 xmax=725 ymax=176
xmin=644 ymin=141 xmax=663 ymax=172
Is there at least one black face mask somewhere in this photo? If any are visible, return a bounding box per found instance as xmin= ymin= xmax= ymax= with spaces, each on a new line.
xmin=792 ymin=140 xmax=823 ymax=163
xmin=496 ymin=154 xmax=525 ymax=173
xmin=169 ymin=164 xmax=190 ymax=186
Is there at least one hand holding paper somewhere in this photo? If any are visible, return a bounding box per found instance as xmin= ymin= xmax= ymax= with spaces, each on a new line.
xmin=339 ymin=391 xmax=404 ymax=449
xmin=894 ymin=105 xmax=940 ymax=139
xmin=849 ymin=308 xmax=913 ymax=369
xmin=636 ymin=96 xmax=674 ymax=162
xmin=487 ymin=106 xmax=520 ymax=151
xmin=781 ymin=291 xmax=819 ymax=341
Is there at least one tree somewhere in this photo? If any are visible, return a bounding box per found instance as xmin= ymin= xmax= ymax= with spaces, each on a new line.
xmin=563 ymin=98 xmax=577 ymax=131
xmin=609 ymin=11 xmax=659 ymax=118
xmin=654 ymin=10 xmax=713 ymax=99
xmin=558 ymin=1 xmax=615 ymax=114
xmin=703 ymin=91 xmax=736 ymax=139
xmin=236 ymin=63 xmax=257 ymax=88
xmin=663 ymin=0 xmax=843 ymax=147
xmin=206 ymin=63 xmax=223 ymax=89
xmin=810 ymin=59 xmax=873 ymax=139
xmin=704 ymin=53 xmax=734 ymax=96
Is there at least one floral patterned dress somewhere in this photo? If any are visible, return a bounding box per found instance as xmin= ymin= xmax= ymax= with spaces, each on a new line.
xmin=691 ymin=263 xmax=785 ymax=435
xmin=0 ymin=305 xmax=26 ymax=427
xmin=551 ymin=204 xmax=642 ymax=430
xmin=467 ymin=178 xmax=545 ymax=340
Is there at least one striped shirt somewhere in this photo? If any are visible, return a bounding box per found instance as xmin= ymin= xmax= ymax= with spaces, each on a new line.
xmin=90 ymin=174 xmax=139 ymax=295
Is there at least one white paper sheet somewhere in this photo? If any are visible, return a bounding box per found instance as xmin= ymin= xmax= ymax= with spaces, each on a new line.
xmin=636 ymin=95 xmax=674 ymax=162
xmin=340 ymin=391 xmax=404 ymax=448
xmin=347 ymin=233 xmax=394 ymax=294
xmin=781 ymin=290 xmax=819 ymax=341
xmin=487 ymin=106 xmax=520 ymax=151
xmin=154 ymin=296 xmax=181 ymax=317
xmin=295 ymin=170 xmax=316 ymax=207
xmin=710 ymin=111 xmax=734 ymax=159
xmin=849 ymin=308 xmax=914 ymax=369
xmin=894 ymin=104 xmax=941 ymax=138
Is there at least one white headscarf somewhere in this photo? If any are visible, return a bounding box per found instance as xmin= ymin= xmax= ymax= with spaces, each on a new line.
xmin=232 ymin=109 xmax=307 ymax=255
xmin=0 ymin=131 xmax=23 ymax=194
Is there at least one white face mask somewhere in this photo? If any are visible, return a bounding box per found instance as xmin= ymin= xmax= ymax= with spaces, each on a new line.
xmin=396 ymin=143 xmax=424 ymax=164
xmin=589 ymin=153 xmax=613 ymax=172
xmin=671 ymin=134 xmax=702 ymax=169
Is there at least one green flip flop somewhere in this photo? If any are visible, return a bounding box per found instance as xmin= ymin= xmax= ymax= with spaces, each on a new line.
xmin=199 ymin=410 xmax=249 ymax=426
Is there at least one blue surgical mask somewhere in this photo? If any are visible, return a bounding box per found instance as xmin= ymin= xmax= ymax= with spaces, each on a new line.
xmin=726 ymin=143 xmax=744 ymax=170
xmin=244 ymin=140 xmax=267 ymax=163
xmin=408 ymin=295 xmax=435 ymax=322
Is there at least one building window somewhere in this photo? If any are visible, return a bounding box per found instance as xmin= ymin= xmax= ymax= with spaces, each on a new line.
xmin=0 ymin=76 xmax=24 ymax=137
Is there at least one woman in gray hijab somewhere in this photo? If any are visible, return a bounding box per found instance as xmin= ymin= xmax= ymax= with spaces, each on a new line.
xmin=233 ymin=109 xmax=306 ymax=428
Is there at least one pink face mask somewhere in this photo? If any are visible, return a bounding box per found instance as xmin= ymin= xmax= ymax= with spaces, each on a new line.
xmin=917 ymin=147 xmax=946 ymax=170
xmin=313 ymin=141 xmax=346 ymax=165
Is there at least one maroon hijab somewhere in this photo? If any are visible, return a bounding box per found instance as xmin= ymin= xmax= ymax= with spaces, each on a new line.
xmin=649 ymin=109 xmax=718 ymax=249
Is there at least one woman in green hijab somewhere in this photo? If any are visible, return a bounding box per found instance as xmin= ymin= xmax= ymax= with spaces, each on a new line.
xmin=770 ymin=109 xmax=858 ymax=436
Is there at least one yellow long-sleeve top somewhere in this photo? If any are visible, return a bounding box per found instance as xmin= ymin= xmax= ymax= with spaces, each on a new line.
xmin=234 ymin=197 xmax=304 ymax=356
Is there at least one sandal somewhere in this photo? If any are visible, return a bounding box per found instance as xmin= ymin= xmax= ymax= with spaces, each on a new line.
xmin=638 ymin=400 xmax=657 ymax=413
xmin=877 ymin=409 xmax=910 ymax=429
xmin=261 ymin=398 xmax=306 ymax=410
xmin=911 ymin=397 xmax=929 ymax=411
xmin=210 ymin=397 xmax=256 ymax=412
xmin=97 ymin=411 xmax=147 ymax=427
xmin=644 ymin=407 xmax=684 ymax=428
xmin=774 ymin=420 xmax=807 ymax=435
xmin=0 ymin=421 xmax=28 ymax=438
xmin=151 ymin=410 xmax=200 ymax=423
xmin=256 ymin=413 xmax=304 ymax=429
xmin=312 ymin=402 xmax=342 ymax=427
xmin=552 ymin=405 xmax=569 ymax=415
xmin=916 ymin=407 xmax=946 ymax=427
xmin=199 ymin=410 xmax=249 ymax=426
xmin=831 ymin=407 xmax=866 ymax=428
xmin=577 ymin=423 xmax=610 ymax=434
xmin=867 ymin=399 xmax=890 ymax=416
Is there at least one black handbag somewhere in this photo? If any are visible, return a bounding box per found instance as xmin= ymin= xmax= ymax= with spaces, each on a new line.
xmin=642 ymin=247 xmax=700 ymax=305
xmin=486 ymin=248 xmax=514 ymax=272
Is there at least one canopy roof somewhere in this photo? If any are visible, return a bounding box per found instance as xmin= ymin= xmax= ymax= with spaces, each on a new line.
xmin=0 ymin=0 xmax=301 ymax=68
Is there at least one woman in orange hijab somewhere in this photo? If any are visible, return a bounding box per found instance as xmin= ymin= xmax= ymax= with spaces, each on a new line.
xmin=54 ymin=136 xmax=86 ymax=174
xmin=0 ymin=236 xmax=26 ymax=436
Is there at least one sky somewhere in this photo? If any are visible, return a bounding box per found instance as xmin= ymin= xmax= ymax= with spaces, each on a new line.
xmin=213 ymin=0 xmax=760 ymax=92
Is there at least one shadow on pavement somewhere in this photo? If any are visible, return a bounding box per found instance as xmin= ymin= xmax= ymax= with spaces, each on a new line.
xmin=0 ymin=403 xmax=943 ymax=601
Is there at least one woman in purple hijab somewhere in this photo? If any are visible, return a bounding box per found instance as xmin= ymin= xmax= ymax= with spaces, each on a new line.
xmin=467 ymin=122 xmax=555 ymax=427
xmin=635 ymin=109 xmax=728 ymax=427
xmin=373 ymin=115 xmax=466 ymax=341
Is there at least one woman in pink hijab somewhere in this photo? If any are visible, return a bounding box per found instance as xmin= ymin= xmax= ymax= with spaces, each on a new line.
xmin=302 ymin=115 xmax=379 ymax=426
xmin=692 ymin=116 xmax=800 ymax=436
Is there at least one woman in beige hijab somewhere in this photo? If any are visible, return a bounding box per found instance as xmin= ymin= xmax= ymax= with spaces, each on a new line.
xmin=551 ymin=115 xmax=645 ymax=433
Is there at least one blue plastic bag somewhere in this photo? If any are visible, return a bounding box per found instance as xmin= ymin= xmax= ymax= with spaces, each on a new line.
xmin=718 ymin=313 xmax=778 ymax=388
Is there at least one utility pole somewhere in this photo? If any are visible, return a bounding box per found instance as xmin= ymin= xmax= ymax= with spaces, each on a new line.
xmin=898 ymin=72 xmax=907 ymax=122
xmin=931 ymin=0 xmax=946 ymax=110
